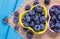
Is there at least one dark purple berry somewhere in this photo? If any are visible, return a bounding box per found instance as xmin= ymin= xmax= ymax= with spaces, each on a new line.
xmin=23 ymin=28 xmax=28 ymax=32
xmin=54 ymin=9 xmax=60 ymax=15
xmin=35 ymin=13 xmax=41 ymax=17
xmin=57 ymin=14 xmax=60 ymax=21
xmin=33 ymin=25 xmax=41 ymax=31
xmin=41 ymin=12 xmax=44 ymax=16
xmin=2 ymin=17 xmax=8 ymax=24
xmin=40 ymin=24 xmax=45 ymax=30
xmin=56 ymin=19 xmax=60 ymax=23
xmin=50 ymin=12 xmax=54 ymax=17
xmin=25 ymin=5 xmax=30 ymax=10
xmin=33 ymin=0 xmax=39 ymax=5
xmin=50 ymin=23 xmax=55 ymax=29
xmin=35 ymin=6 xmax=43 ymax=13
xmin=55 ymin=22 xmax=60 ymax=28
xmin=30 ymin=21 xmax=35 ymax=26
xmin=49 ymin=21 xmax=54 ymax=25
xmin=13 ymin=16 xmax=19 ymax=23
xmin=35 ymin=20 xmax=40 ymax=24
xmin=49 ymin=7 xmax=55 ymax=13
xmin=34 ymin=15 xmax=39 ymax=21
xmin=44 ymin=0 xmax=50 ymax=4
xmin=54 ymin=29 xmax=60 ymax=33
xmin=32 ymin=16 xmax=38 ymax=21
xmin=24 ymin=22 xmax=29 ymax=27
xmin=14 ymin=25 xmax=19 ymax=31
xmin=58 ymin=6 xmax=60 ymax=10
xmin=25 ymin=13 xmax=29 ymax=16
xmin=26 ymin=15 xmax=31 ymax=22
xmin=14 ymin=11 xmax=19 ymax=17
xmin=39 ymin=16 xmax=46 ymax=23
xmin=26 ymin=31 xmax=33 ymax=39
xmin=22 ymin=17 xmax=26 ymax=22
xmin=29 ymin=10 xmax=35 ymax=16
xmin=51 ymin=15 xmax=56 ymax=22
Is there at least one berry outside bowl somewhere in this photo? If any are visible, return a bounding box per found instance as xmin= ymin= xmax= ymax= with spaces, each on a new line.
xmin=19 ymin=4 xmax=48 ymax=34
xmin=48 ymin=3 xmax=60 ymax=33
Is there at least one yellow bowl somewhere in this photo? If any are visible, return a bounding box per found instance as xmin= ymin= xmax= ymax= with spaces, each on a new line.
xmin=19 ymin=4 xmax=48 ymax=34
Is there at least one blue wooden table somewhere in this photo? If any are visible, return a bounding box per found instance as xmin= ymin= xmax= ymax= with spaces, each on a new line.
xmin=0 ymin=0 xmax=26 ymax=39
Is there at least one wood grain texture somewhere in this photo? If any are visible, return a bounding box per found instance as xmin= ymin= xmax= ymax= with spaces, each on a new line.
xmin=8 ymin=0 xmax=60 ymax=39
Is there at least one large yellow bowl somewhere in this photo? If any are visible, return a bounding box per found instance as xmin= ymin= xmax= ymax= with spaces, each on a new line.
xmin=19 ymin=4 xmax=48 ymax=34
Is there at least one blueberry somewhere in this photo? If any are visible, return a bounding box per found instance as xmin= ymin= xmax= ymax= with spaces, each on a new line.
xmin=58 ymin=6 xmax=60 ymax=10
xmin=57 ymin=14 xmax=60 ymax=21
xmin=29 ymin=10 xmax=35 ymax=16
xmin=22 ymin=17 xmax=26 ymax=22
xmin=35 ymin=6 xmax=43 ymax=13
xmin=40 ymin=24 xmax=45 ymax=30
xmin=34 ymin=15 xmax=39 ymax=21
xmin=58 ymin=29 xmax=60 ymax=32
xmin=35 ymin=20 xmax=40 ymax=24
xmin=23 ymin=28 xmax=28 ymax=32
xmin=50 ymin=23 xmax=54 ymax=29
xmin=2 ymin=17 xmax=8 ymax=24
xmin=49 ymin=7 xmax=55 ymax=13
xmin=49 ymin=21 xmax=54 ymax=25
xmin=33 ymin=25 xmax=41 ymax=31
xmin=54 ymin=29 xmax=60 ymax=33
xmin=38 ymin=14 xmax=41 ymax=17
xmin=26 ymin=15 xmax=31 ymax=22
xmin=44 ymin=0 xmax=50 ymax=4
xmin=54 ymin=9 xmax=60 ymax=15
xmin=14 ymin=25 xmax=19 ymax=31
xmin=24 ymin=22 xmax=29 ymax=27
xmin=25 ymin=13 xmax=29 ymax=16
xmin=32 ymin=15 xmax=39 ymax=21
xmin=26 ymin=31 xmax=33 ymax=39
xmin=50 ymin=12 xmax=54 ymax=17
xmin=55 ymin=22 xmax=60 ymax=28
xmin=51 ymin=15 xmax=56 ymax=22
xmin=49 ymin=21 xmax=52 ymax=24
xmin=33 ymin=0 xmax=39 ymax=5
xmin=13 ymin=16 xmax=19 ymax=23
xmin=25 ymin=5 xmax=30 ymax=10
xmin=56 ymin=20 xmax=60 ymax=23
xmin=39 ymin=16 xmax=46 ymax=23
xmin=35 ymin=13 xmax=41 ymax=17
xmin=41 ymin=12 xmax=44 ymax=16
xmin=14 ymin=11 xmax=19 ymax=17
xmin=30 ymin=21 xmax=35 ymax=26
xmin=54 ymin=29 xmax=58 ymax=33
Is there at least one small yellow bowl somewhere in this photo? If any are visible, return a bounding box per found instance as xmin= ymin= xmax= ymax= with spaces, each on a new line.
xmin=19 ymin=4 xmax=48 ymax=34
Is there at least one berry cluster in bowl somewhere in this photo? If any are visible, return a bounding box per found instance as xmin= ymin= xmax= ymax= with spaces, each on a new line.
xmin=19 ymin=4 xmax=48 ymax=34
xmin=49 ymin=4 xmax=60 ymax=33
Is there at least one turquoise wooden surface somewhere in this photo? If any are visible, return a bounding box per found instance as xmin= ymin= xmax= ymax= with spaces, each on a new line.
xmin=0 ymin=0 xmax=26 ymax=39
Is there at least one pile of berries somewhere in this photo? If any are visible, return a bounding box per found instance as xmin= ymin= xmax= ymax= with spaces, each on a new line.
xmin=22 ymin=5 xmax=47 ymax=32
xmin=49 ymin=5 xmax=60 ymax=33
